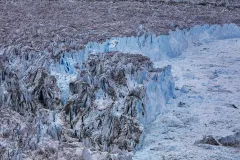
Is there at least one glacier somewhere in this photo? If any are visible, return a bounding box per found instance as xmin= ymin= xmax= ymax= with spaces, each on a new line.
xmin=53 ymin=23 xmax=240 ymax=75
xmin=1 ymin=23 xmax=240 ymax=159
xmin=50 ymin=23 xmax=240 ymax=104
xmin=49 ymin=23 xmax=240 ymax=157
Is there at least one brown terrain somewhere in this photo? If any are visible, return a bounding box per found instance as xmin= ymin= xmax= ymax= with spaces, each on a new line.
xmin=0 ymin=0 xmax=240 ymax=50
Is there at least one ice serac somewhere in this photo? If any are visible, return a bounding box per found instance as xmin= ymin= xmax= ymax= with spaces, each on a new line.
xmin=0 ymin=46 xmax=174 ymax=159
xmin=65 ymin=52 xmax=175 ymax=153
xmin=0 ymin=48 xmax=67 ymax=159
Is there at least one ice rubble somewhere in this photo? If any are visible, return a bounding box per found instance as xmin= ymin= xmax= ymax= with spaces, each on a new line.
xmin=133 ymin=37 xmax=240 ymax=160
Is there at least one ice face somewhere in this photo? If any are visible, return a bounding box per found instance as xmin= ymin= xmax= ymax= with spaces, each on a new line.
xmin=57 ymin=24 xmax=240 ymax=69
xmin=65 ymin=52 xmax=175 ymax=152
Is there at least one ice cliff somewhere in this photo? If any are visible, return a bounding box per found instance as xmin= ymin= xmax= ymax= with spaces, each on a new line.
xmin=54 ymin=23 xmax=240 ymax=74
xmin=51 ymin=23 xmax=240 ymax=105
xmin=1 ymin=23 xmax=240 ymax=159
xmin=66 ymin=52 xmax=175 ymax=153
xmin=0 ymin=49 xmax=174 ymax=159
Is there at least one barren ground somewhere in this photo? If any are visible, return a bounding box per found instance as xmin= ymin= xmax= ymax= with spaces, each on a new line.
xmin=1 ymin=0 xmax=240 ymax=50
